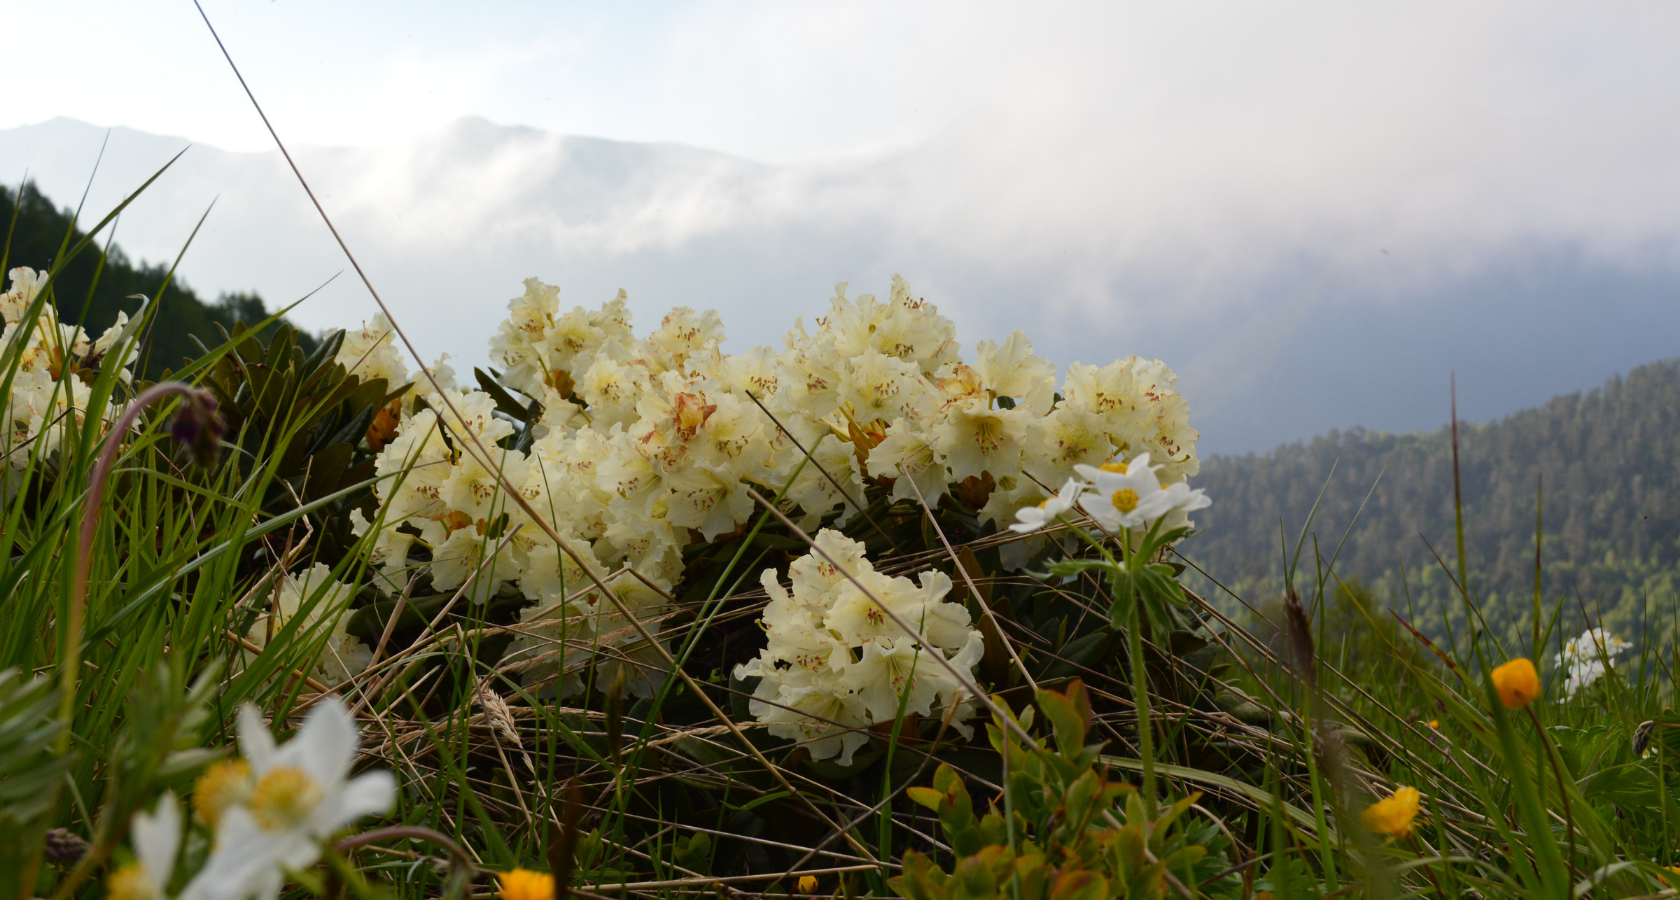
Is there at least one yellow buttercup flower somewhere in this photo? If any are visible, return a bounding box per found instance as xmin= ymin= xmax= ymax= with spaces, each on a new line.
xmin=1492 ymin=658 xmax=1542 ymax=709
xmin=1427 ymin=720 xmax=1439 ymax=729
xmin=1361 ymin=785 xmax=1421 ymax=839
xmin=798 ymin=875 xmax=820 ymax=893
xmin=499 ymin=868 xmax=556 ymax=900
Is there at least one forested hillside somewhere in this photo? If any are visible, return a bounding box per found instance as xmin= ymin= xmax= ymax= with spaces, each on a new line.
xmin=1186 ymin=359 xmax=1680 ymax=647
xmin=2 ymin=181 xmax=312 ymax=379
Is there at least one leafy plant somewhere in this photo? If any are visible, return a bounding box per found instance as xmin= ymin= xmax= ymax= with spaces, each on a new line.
xmin=896 ymin=681 xmax=1234 ymax=900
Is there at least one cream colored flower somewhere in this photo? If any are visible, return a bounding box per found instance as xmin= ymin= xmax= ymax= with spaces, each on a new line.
xmin=243 ymin=564 xmax=371 ymax=688
xmin=335 ymin=312 xmax=409 ymax=389
xmin=866 ymin=418 xmax=948 ymax=507
xmin=973 ymin=331 xmax=1056 ymax=414
xmin=734 ymin=531 xmax=982 ymax=763
xmin=934 ymin=396 xmax=1028 ymax=483
xmin=839 ymin=349 xmax=938 ymax=426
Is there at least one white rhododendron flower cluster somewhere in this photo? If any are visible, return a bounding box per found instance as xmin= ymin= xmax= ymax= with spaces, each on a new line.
xmin=732 ymin=530 xmax=984 ymax=765
xmin=242 ymin=563 xmax=373 ymax=689
xmin=352 ymin=275 xmax=1200 ymax=700
xmin=0 ymin=266 xmax=140 ymax=469
xmin=1554 ymin=628 xmax=1633 ymax=698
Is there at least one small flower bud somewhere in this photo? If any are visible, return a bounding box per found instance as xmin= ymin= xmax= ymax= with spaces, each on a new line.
xmin=43 ymin=827 xmax=90 ymax=865
xmin=170 ymin=389 xmax=226 ymax=467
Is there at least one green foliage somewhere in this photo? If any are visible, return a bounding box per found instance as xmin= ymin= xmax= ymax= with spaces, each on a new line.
xmin=195 ymin=323 xmax=406 ymax=560
xmin=1 ymin=181 xmax=315 ymax=380
xmin=0 ymin=670 xmax=68 ymax=893
xmin=894 ymin=681 xmax=1231 ymax=900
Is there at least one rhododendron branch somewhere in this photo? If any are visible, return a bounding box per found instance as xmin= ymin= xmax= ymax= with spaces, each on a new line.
xmin=777 ymin=688 xmax=964 ymax=883
xmin=532 ymin=510 xmax=882 ymax=864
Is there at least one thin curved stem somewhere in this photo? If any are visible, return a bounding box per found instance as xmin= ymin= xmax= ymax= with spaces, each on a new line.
xmin=58 ymin=382 xmax=197 ymax=751
xmin=335 ymin=825 xmax=478 ymax=871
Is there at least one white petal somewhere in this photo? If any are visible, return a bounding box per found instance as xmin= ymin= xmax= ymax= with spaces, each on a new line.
xmin=287 ymin=697 xmax=359 ymax=789
xmin=310 ymin=770 xmax=397 ymax=837
xmin=238 ymin=705 xmax=277 ymax=772
xmin=131 ymin=790 xmax=181 ymax=883
xmin=181 ymin=807 xmax=309 ymax=900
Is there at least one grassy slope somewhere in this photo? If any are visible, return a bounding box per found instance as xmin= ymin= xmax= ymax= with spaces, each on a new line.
xmin=1185 ymin=358 xmax=1680 ymax=645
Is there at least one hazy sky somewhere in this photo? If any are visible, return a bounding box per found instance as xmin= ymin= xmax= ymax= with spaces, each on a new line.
xmin=7 ymin=2 xmax=1679 ymax=452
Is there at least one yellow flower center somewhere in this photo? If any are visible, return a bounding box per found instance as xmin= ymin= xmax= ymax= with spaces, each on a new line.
xmin=192 ymin=759 xmax=252 ymax=828
xmin=498 ymin=868 xmax=557 ymax=900
xmin=1099 ymin=461 xmax=1128 ymax=474
xmin=249 ymin=765 xmax=325 ymax=831
xmin=106 ymin=863 xmax=157 ymax=900
xmin=1111 ymin=488 xmax=1139 ymax=513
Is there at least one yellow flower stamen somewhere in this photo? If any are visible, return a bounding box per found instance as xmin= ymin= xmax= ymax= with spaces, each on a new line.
xmin=798 ymin=875 xmax=820 ymax=893
xmin=106 ymin=863 xmax=156 ymax=900
xmin=1111 ymin=488 xmax=1139 ymax=513
xmin=499 ymin=868 xmax=556 ymax=900
xmin=1099 ymin=460 xmax=1128 ymax=474
xmin=1360 ymin=785 xmax=1421 ymax=839
xmin=248 ymin=765 xmax=325 ymax=831
xmin=192 ymin=759 xmax=252 ymax=829
xmin=1491 ymin=658 xmax=1542 ymax=709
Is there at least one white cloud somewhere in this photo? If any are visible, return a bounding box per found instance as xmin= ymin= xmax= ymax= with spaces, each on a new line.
xmin=5 ymin=2 xmax=1679 ymax=450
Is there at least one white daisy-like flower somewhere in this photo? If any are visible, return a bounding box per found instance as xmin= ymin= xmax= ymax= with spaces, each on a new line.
xmin=1554 ymin=628 xmax=1634 ymax=698
xmin=181 ymin=699 xmax=396 ymax=900
xmin=1073 ymin=454 xmax=1176 ymax=531
xmin=1009 ymin=477 xmax=1087 ymax=533
xmin=106 ymin=791 xmax=181 ymax=900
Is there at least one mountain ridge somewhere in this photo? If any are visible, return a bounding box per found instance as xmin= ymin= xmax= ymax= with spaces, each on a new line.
xmin=1186 ymin=357 xmax=1680 ymax=645
xmin=3 ymin=116 xmax=1676 ymax=454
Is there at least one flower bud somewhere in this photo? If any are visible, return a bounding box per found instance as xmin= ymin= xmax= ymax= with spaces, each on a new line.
xmin=169 ymin=389 xmax=226 ymax=467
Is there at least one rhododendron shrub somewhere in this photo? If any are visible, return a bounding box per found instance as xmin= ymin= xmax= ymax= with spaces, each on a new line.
xmin=352 ymin=275 xmax=1201 ymax=700
xmin=0 ymin=267 xmax=141 ymax=472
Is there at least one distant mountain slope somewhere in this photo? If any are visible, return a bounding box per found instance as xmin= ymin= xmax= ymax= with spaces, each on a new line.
xmin=1185 ymin=359 xmax=1680 ymax=645
xmin=2 ymin=181 xmax=312 ymax=378
xmin=4 ymin=117 xmax=1678 ymax=455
